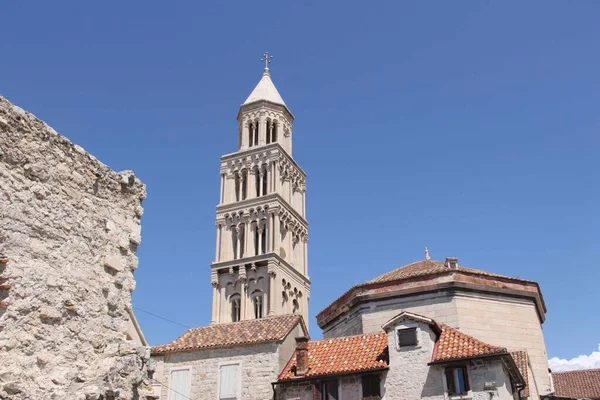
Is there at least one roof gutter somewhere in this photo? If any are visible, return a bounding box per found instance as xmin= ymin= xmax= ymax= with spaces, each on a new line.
xmin=274 ymin=367 xmax=389 ymax=385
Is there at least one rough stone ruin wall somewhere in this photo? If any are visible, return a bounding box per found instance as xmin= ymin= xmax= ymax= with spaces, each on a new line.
xmin=0 ymin=95 xmax=151 ymax=399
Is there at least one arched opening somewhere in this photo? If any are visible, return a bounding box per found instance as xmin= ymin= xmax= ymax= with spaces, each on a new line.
xmin=272 ymin=121 xmax=278 ymax=143
xmin=239 ymin=224 xmax=245 ymax=259
xmin=234 ymin=174 xmax=241 ymax=202
xmin=231 ymin=226 xmax=238 ymax=260
xmin=248 ymin=122 xmax=254 ymax=147
xmin=255 ymin=167 xmax=261 ymax=197
xmin=292 ymin=299 xmax=299 ymax=314
xmin=253 ymin=120 xmax=259 ymax=145
xmin=241 ymin=170 xmax=248 ymax=201
xmin=262 ymin=168 xmax=268 ymax=196
xmin=266 ymin=120 xmax=272 ymax=144
xmin=252 ymin=290 xmax=264 ymax=319
xmin=260 ymin=219 xmax=267 ymax=254
xmin=230 ymin=294 xmax=241 ymax=322
xmin=281 ymin=291 xmax=288 ymax=314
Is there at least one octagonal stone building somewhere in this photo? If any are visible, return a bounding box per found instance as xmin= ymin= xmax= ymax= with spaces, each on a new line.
xmin=316 ymin=256 xmax=550 ymax=397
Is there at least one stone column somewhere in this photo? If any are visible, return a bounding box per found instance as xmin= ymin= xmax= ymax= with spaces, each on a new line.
xmin=241 ymin=122 xmax=249 ymax=149
xmin=237 ymin=173 xmax=243 ymax=202
xmin=303 ymin=236 xmax=308 ymax=276
xmin=257 ymin=226 xmax=264 ymax=255
xmin=258 ymin=169 xmax=264 ymax=197
xmin=239 ymin=270 xmax=247 ymax=320
xmin=215 ymin=223 xmax=221 ymax=262
xmin=273 ymin=211 xmax=281 ymax=256
xmin=268 ymin=270 xmax=277 ymax=316
xmin=219 ymin=174 xmax=225 ymax=204
xmin=259 ymin=116 xmax=267 ymax=145
xmin=302 ymin=188 xmax=306 ymax=218
xmin=249 ymin=220 xmax=256 ymax=256
xmin=265 ymin=213 xmax=271 ymax=253
xmin=235 ymin=225 xmax=242 ymax=259
xmin=268 ymin=121 xmax=274 ymax=144
xmin=244 ymin=220 xmax=251 ymax=257
xmin=225 ymin=173 xmax=235 ymax=203
xmin=248 ymin=169 xmax=256 ymax=199
xmin=211 ymin=281 xmax=219 ymax=324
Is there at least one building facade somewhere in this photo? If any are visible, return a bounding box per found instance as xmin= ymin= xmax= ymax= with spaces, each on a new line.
xmin=211 ymin=66 xmax=310 ymax=326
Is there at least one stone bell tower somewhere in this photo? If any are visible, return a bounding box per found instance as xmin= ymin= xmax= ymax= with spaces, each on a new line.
xmin=210 ymin=55 xmax=309 ymax=326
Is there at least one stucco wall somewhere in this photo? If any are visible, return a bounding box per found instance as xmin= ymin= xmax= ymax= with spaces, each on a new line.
xmin=155 ymin=342 xmax=289 ymax=400
xmin=0 ymin=96 xmax=150 ymax=399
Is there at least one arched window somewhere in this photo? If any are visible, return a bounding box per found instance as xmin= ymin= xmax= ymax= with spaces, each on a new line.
xmin=255 ymin=167 xmax=261 ymax=197
xmin=260 ymin=219 xmax=267 ymax=254
xmin=292 ymin=299 xmax=299 ymax=314
xmin=248 ymin=122 xmax=254 ymax=147
xmin=231 ymin=226 xmax=238 ymax=260
xmin=272 ymin=121 xmax=278 ymax=143
xmin=281 ymin=291 xmax=288 ymax=313
xmin=253 ymin=120 xmax=259 ymax=145
xmin=262 ymin=168 xmax=268 ymax=196
xmin=266 ymin=120 xmax=271 ymax=144
xmin=234 ymin=174 xmax=241 ymax=202
xmin=230 ymin=294 xmax=241 ymax=322
xmin=241 ymin=170 xmax=247 ymax=201
xmin=252 ymin=291 xmax=264 ymax=319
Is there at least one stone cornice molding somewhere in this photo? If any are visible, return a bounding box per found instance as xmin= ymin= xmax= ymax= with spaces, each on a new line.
xmin=221 ymin=143 xmax=306 ymax=177
xmin=237 ymin=100 xmax=294 ymax=123
xmin=212 ymin=253 xmax=310 ymax=286
xmin=216 ymin=193 xmax=308 ymax=228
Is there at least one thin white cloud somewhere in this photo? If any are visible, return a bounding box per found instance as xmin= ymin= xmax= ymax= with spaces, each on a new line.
xmin=549 ymin=344 xmax=600 ymax=372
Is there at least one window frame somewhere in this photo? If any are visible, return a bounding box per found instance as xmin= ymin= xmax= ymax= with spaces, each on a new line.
xmin=445 ymin=365 xmax=471 ymax=397
xmin=317 ymin=379 xmax=339 ymax=400
xmin=361 ymin=373 xmax=381 ymax=399
xmin=395 ymin=326 xmax=419 ymax=349
xmin=167 ymin=366 xmax=192 ymax=400
xmin=217 ymin=361 xmax=242 ymax=400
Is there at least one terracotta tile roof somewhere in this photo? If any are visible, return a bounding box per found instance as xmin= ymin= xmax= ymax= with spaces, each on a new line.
xmin=431 ymin=324 xmax=506 ymax=363
xmin=317 ymin=258 xmax=546 ymax=328
xmin=152 ymin=315 xmax=304 ymax=354
xmin=278 ymin=332 xmax=388 ymax=381
xmin=368 ymin=259 xmax=533 ymax=284
xmin=510 ymin=351 xmax=530 ymax=398
xmin=552 ymin=369 xmax=600 ymax=399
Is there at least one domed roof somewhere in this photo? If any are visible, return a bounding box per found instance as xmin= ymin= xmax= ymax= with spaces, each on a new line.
xmin=317 ymin=258 xmax=546 ymax=328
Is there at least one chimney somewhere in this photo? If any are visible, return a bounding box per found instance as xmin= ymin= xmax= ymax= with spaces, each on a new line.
xmin=445 ymin=257 xmax=458 ymax=270
xmin=294 ymin=336 xmax=309 ymax=376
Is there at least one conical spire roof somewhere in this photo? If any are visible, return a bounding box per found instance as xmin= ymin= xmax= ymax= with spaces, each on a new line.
xmin=243 ymin=68 xmax=287 ymax=107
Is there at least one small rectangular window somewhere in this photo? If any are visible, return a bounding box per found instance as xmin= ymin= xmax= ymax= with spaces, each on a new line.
xmin=219 ymin=364 xmax=239 ymax=400
xmin=445 ymin=366 xmax=470 ymax=395
xmin=397 ymin=328 xmax=418 ymax=347
xmin=361 ymin=374 xmax=381 ymax=399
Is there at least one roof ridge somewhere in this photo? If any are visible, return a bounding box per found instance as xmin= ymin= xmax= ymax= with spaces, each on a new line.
xmin=308 ymin=331 xmax=386 ymax=343
xmin=553 ymin=368 xmax=600 ymax=374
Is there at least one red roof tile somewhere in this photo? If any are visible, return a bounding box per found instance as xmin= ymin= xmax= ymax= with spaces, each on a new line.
xmin=510 ymin=351 xmax=530 ymax=398
xmin=552 ymin=369 xmax=600 ymax=399
xmin=278 ymin=332 xmax=388 ymax=381
xmin=317 ymin=259 xmax=546 ymax=328
xmin=152 ymin=315 xmax=304 ymax=354
xmin=431 ymin=324 xmax=506 ymax=363
xmin=368 ymin=259 xmax=531 ymax=284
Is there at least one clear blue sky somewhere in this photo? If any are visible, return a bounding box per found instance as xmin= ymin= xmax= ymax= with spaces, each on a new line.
xmin=2 ymin=1 xmax=598 ymax=363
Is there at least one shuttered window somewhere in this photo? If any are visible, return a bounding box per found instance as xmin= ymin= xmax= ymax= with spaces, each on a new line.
xmin=169 ymin=369 xmax=190 ymax=400
xmin=219 ymin=364 xmax=239 ymax=400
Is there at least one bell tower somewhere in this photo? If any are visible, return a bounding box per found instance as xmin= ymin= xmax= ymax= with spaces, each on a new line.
xmin=210 ymin=55 xmax=309 ymax=326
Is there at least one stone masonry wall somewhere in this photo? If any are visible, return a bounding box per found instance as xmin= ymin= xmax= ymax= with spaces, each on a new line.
xmin=156 ymin=342 xmax=281 ymax=400
xmin=0 ymin=96 xmax=151 ymax=399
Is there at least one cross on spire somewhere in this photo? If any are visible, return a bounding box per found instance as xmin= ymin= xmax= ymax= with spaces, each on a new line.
xmin=261 ymin=52 xmax=273 ymax=70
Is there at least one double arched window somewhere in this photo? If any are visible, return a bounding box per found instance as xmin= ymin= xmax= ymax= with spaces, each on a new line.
xmin=252 ymin=290 xmax=264 ymax=319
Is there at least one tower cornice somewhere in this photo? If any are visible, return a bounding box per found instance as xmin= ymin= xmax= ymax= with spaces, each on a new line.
xmin=220 ymin=143 xmax=306 ymax=178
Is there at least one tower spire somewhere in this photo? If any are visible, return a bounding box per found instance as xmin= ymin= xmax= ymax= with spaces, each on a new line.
xmin=425 ymin=247 xmax=431 ymax=260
